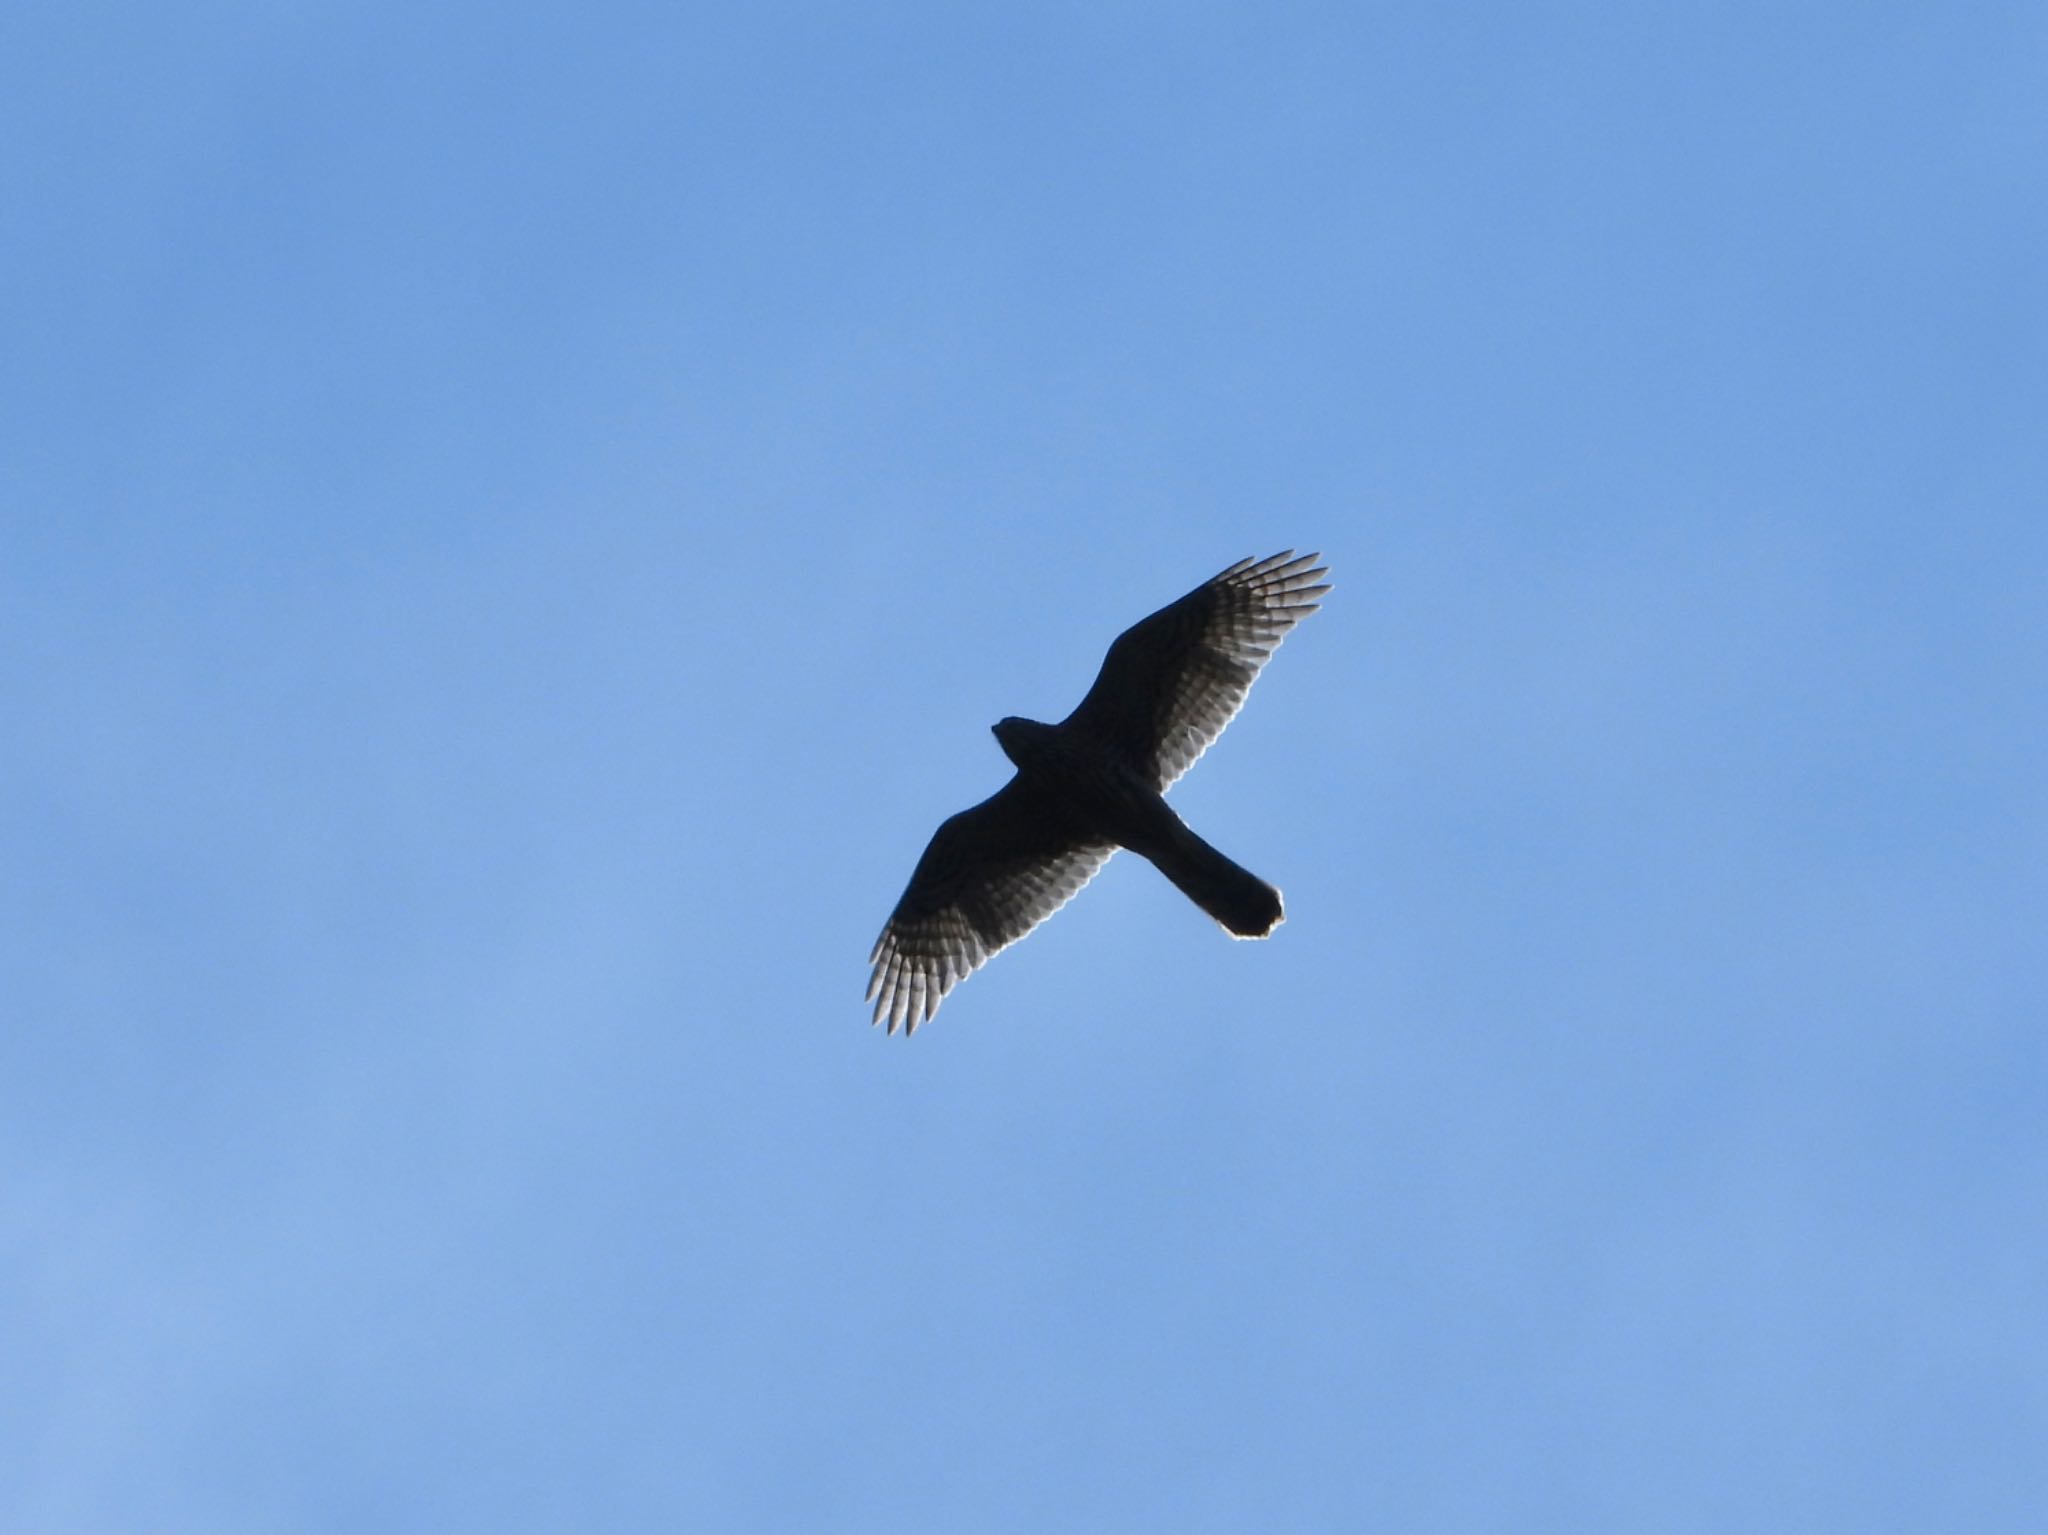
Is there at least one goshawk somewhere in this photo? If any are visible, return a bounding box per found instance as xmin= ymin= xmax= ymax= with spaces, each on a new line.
xmin=868 ymin=551 xmax=1329 ymax=1034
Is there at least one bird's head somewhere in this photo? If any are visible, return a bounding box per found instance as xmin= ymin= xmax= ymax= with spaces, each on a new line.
xmin=991 ymin=715 xmax=1051 ymax=767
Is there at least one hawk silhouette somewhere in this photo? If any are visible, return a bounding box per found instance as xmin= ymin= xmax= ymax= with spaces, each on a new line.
xmin=868 ymin=551 xmax=1329 ymax=1033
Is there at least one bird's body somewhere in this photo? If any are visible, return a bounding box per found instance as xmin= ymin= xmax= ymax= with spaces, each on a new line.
xmin=869 ymin=551 xmax=1329 ymax=1033
xmin=992 ymin=714 xmax=1282 ymax=937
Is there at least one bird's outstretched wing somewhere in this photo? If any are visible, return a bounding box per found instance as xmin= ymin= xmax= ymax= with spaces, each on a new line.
xmin=1063 ymin=551 xmax=1330 ymax=789
xmin=868 ymin=777 xmax=1116 ymax=1034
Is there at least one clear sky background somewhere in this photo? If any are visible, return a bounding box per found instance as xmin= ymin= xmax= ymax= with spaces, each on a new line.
xmin=5 ymin=4 xmax=2045 ymax=1530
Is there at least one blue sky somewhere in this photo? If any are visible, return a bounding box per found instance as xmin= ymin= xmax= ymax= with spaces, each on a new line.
xmin=5 ymin=3 xmax=2044 ymax=1529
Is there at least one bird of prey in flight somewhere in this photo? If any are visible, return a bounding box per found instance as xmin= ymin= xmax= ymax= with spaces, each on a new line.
xmin=868 ymin=551 xmax=1329 ymax=1034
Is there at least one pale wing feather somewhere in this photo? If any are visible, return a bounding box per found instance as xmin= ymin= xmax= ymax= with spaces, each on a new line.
xmin=868 ymin=778 xmax=1115 ymax=1034
xmin=1063 ymin=551 xmax=1330 ymax=789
